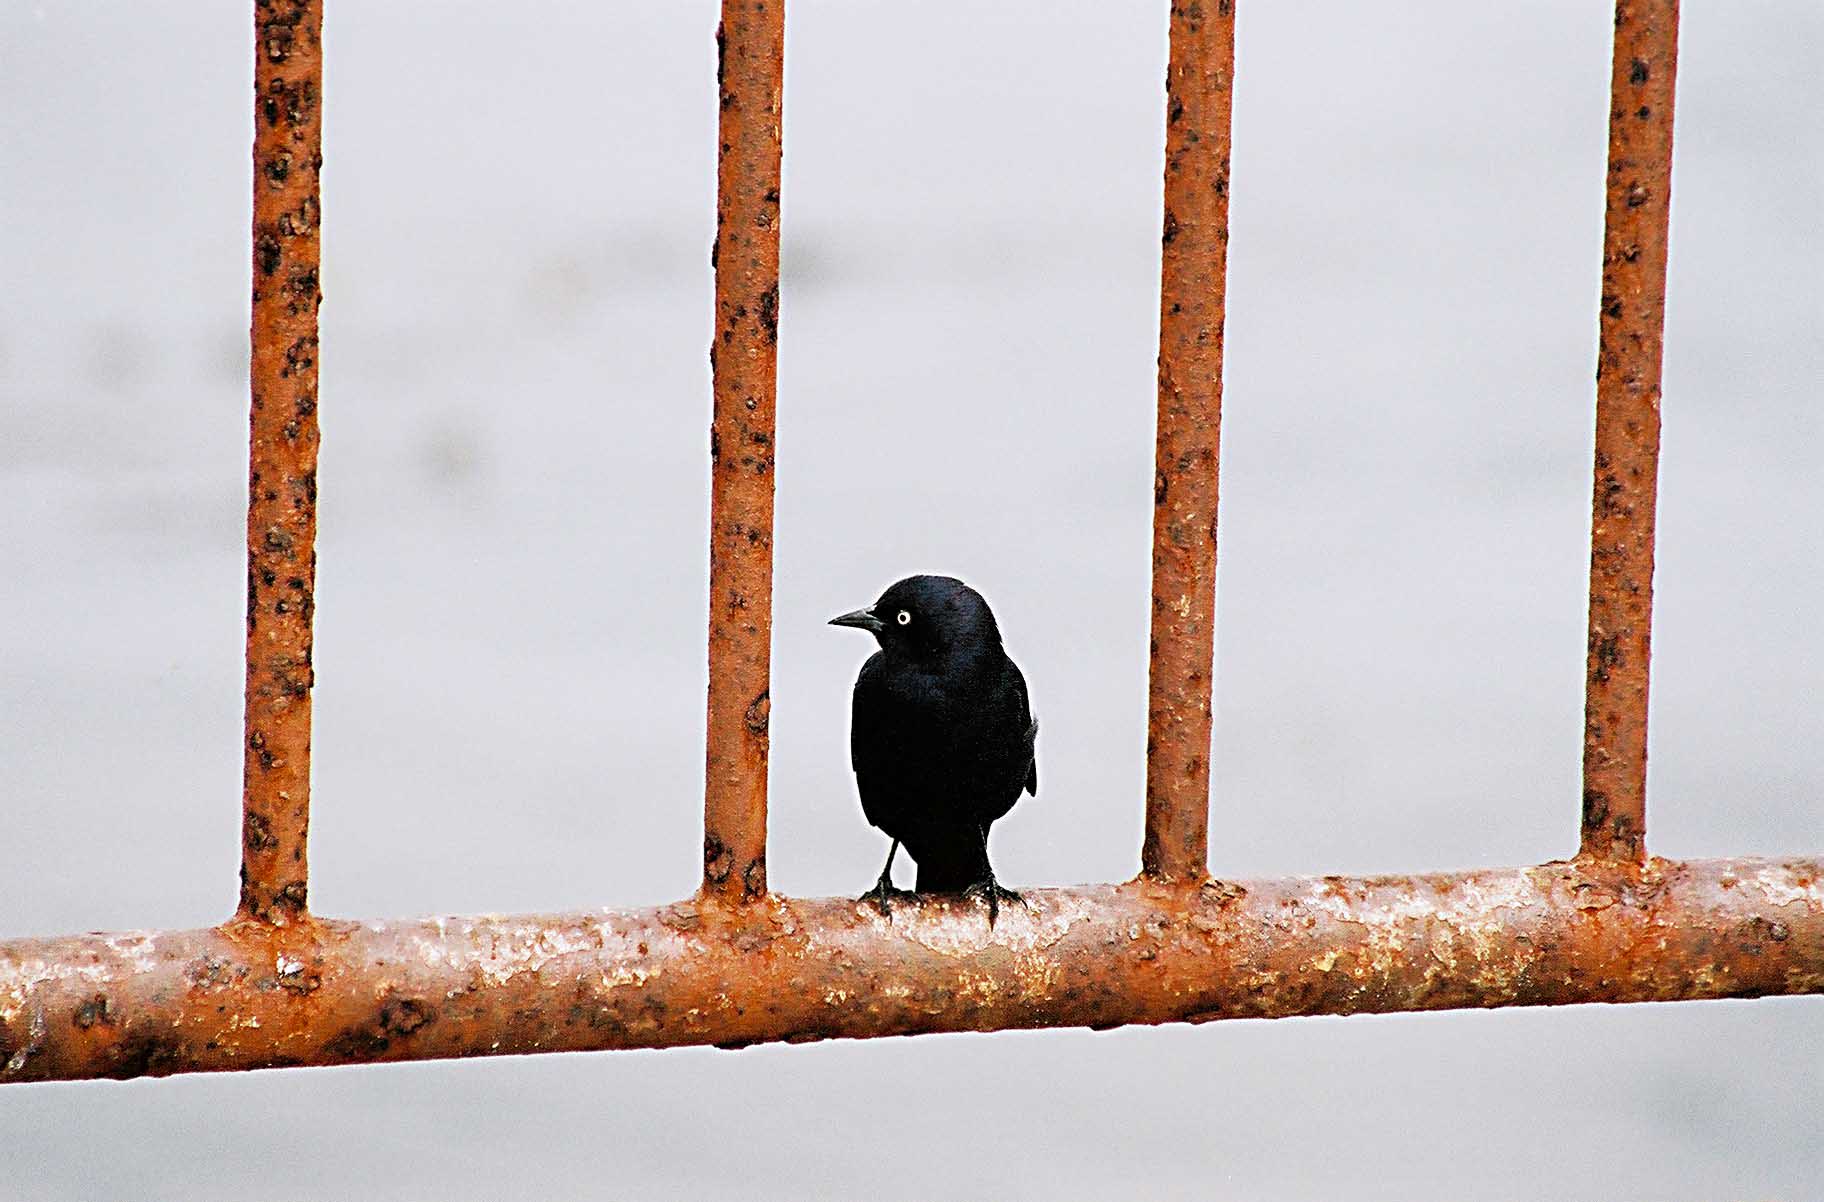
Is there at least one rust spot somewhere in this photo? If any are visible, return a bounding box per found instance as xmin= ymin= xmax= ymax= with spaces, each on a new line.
xmin=1590 ymin=633 xmax=1623 ymax=684
xmin=703 ymin=835 xmax=734 ymax=885
xmin=244 ymin=810 xmax=279 ymax=852
xmin=1596 ymin=471 xmax=1625 ymax=517
xmin=1582 ymin=788 xmax=1611 ymax=831
xmin=72 ymin=995 xmax=115 ymax=1030
xmin=744 ymin=689 xmax=771 ymax=737
xmin=758 ymin=282 xmax=779 ymax=344
xmin=378 ymin=997 xmax=434 ymax=1037
xmin=104 ymin=1034 xmax=180 ymax=1081
xmin=322 ymin=1027 xmax=390 ymax=1061
xmin=185 ymin=956 xmax=241 ymax=991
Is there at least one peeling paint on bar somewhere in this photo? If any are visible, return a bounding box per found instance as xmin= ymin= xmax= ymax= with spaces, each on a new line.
xmin=4 ymin=857 xmax=1820 ymax=1084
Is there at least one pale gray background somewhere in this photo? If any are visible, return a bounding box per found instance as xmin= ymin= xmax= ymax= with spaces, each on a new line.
xmin=3 ymin=1 xmax=1821 ymax=1198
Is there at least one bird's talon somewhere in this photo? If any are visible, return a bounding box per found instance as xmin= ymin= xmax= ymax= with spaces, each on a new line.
xmin=859 ymin=877 xmax=910 ymax=916
xmin=964 ymin=880 xmax=1025 ymax=927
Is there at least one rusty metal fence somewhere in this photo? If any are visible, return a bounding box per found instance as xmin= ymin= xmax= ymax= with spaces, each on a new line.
xmin=3 ymin=0 xmax=1820 ymax=1085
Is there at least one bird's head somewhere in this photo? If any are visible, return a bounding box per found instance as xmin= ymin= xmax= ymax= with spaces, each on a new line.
xmin=829 ymin=574 xmax=1002 ymax=661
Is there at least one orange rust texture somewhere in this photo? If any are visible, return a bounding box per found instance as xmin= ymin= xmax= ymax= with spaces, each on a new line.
xmin=241 ymin=0 xmax=323 ymax=924
xmin=1144 ymin=0 xmax=1234 ymax=882
xmin=4 ymin=856 xmax=1821 ymax=1084
xmin=703 ymin=0 xmax=783 ymax=903
xmin=1582 ymin=0 xmax=1678 ymax=863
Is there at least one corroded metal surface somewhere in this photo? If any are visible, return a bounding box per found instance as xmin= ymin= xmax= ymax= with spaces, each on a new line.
xmin=702 ymin=0 xmax=784 ymax=903
xmin=241 ymin=0 xmax=324 ymax=924
xmin=5 ymin=857 xmax=1819 ymax=1084
xmin=1145 ymin=0 xmax=1236 ymax=881
xmin=1582 ymin=0 xmax=1679 ymax=863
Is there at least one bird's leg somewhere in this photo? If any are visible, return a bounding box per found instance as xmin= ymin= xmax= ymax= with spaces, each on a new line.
xmin=961 ymin=826 xmax=1026 ymax=926
xmin=962 ymin=871 xmax=1025 ymax=927
xmin=860 ymin=839 xmax=907 ymax=914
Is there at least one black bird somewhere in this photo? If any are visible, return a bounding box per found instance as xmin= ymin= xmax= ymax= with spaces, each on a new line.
xmin=830 ymin=575 xmax=1037 ymax=921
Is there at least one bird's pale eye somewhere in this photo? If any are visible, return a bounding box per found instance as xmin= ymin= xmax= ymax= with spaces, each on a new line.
xmin=896 ymin=610 xmax=912 ymax=626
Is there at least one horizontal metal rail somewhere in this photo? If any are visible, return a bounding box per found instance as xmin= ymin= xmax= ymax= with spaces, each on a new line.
xmin=4 ymin=856 xmax=1819 ymax=1083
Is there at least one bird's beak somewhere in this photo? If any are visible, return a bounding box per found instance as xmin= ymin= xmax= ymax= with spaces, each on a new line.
xmin=829 ymin=607 xmax=885 ymax=634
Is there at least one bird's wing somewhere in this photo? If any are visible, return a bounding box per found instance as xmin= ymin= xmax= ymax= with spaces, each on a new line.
xmin=849 ymin=651 xmax=901 ymax=830
xmin=1013 ymin=661 xmax=1038 ymax=797
xmin=849 ymin=651 xmax=887 ymax=778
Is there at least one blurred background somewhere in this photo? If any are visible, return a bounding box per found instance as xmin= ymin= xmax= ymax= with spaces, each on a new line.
xmin=3 ymin=0 xmax=1821 ymax=1196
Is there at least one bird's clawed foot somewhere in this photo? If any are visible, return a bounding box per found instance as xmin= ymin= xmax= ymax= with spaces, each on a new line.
xmin=963 ymin=876 xmax=1028 ymax=926
xmin=860 ymin=874 xmax=913 ymax=916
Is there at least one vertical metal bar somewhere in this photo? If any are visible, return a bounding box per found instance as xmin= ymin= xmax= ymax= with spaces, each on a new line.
xmin=1581 ymin=0 xmax=1679 ymax=863
xmin=1143 ymin=0 xmax=1235 ymax=882
xmin=702 ymin=0 xmax=783 ymax=903
xmin=240 ymin=0 xmax=324 ymax=923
